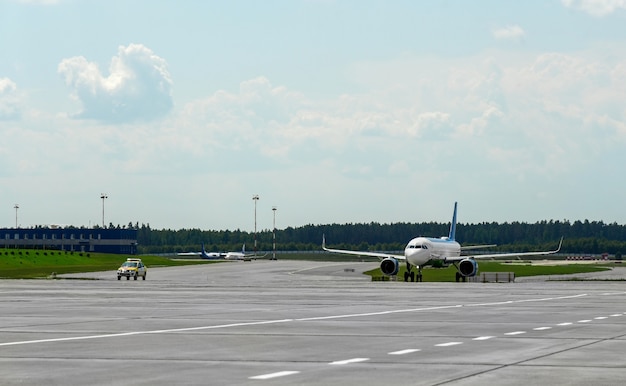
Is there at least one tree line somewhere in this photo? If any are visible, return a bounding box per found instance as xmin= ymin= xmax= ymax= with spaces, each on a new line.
xmin=134 ymin=219 xmax=626 ymax=257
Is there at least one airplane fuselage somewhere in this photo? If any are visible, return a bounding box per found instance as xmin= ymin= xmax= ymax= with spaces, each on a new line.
xmin=404 ymin=237 xmax=461 ymax=267
xmin=224 ymin=253 xmax=245 ymax=260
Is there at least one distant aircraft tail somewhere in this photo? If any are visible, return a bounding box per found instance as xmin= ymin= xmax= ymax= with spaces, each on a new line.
xmin=242 ymin=243 xmax=246 ymax=253
xmin=448 ymin=202 xmax=457 ymax=241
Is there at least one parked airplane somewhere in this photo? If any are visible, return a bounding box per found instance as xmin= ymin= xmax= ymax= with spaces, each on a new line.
xmin=227 ymin=244 xmax=270 ymax=261
xmin=322 ymin=202 xmax=562 ymax=282
xmin=178 ymin=243 xmax=268 ymax=261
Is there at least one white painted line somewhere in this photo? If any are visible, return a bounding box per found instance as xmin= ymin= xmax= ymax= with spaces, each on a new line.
xmin=295 ymin=305 xmax=463 ymax=322
xmin=329 ymin=358 xmax=369 ymax=365
xmin=0 ymin=319 xmax=295 ymax=347
xmin=466 ymin=301 xmax=513 ymax=307
xmin=435 ymin=342 xmax=462 ymax=347
xmin=0 ymin=292 xmax=591 ymax=348
xmin=514 ymin=294 xmax=588 ymax=303
xmin=504 ymin=331 xmax=526 ymax=336
xmin=249 ymin=371 xmax=300 ymax=380
xmin=533 ymin=327 xmax=552 ymax=331
xmin=557 ymin=322 xmax=573 ymax=326
xmin=578 ymin=320 xmax=592 ymax=323
xmin=610 ymin=314 xmax=622 ymax=317
xmin=594 ymin=316 xmax=608 ymax=320
xmin=389 ymin=349 xmax=421 ymax=355
xmin=473 ymin=336 xmax=494 ymax=341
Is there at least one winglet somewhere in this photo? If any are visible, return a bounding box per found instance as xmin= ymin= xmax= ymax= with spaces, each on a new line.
xmin=322 ymin=234 xmax=327 ymax=250
xmin=448 ymin=202 xmax=458 ymax=241
xmin=555 ymin=237 xmax=563 ymax=253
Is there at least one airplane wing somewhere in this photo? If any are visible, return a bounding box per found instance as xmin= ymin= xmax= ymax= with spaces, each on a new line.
xmin=460 ymin=244 xmax=496 ymax=250
xmin=244 ymin=252 xmax=270 ymax=259
xmin=444 ymin=237 xmax=563 ymax=263
xmin=322 ymin=236 xmax=405 ymax=260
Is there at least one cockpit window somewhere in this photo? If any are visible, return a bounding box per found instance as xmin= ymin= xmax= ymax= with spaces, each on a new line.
xmin=409 ymin=244 xmax=428 ymax=249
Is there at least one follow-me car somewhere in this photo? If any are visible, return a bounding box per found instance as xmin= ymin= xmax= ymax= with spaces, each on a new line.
xmin=117 ymin=258 xmax=147 ymax=280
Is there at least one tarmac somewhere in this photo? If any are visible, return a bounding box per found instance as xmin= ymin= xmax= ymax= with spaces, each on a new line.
xmin=0 ymin=260 xmax=625 ymax=385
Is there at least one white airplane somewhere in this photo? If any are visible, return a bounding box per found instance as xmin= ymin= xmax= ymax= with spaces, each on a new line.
xmin=177 ymin=243 xmax=224 ymax=259
xmin=178 ymin=243 xmax=268 ymax=262
xmin=223 ymin=243 xmax=270 ymax=261
xmin=323 ymin=202 xmax=563 ymax=282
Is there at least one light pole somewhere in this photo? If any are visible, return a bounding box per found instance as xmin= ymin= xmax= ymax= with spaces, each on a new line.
xmin=272 ymin=206 xmax=277 ymax=260
xmin=100 ymin=193 xmax=108 ymax=228
xmin=252 ymin=195 xmax=259 ymax=255
xmin=13 ymin=204 xmax=19 ymax=228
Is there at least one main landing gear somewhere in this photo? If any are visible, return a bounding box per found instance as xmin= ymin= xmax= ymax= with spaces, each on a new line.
xmin=404 ymin=262 xmax=423 ymax=282
xmin=455 ymin=271 xmax=467 ymax=282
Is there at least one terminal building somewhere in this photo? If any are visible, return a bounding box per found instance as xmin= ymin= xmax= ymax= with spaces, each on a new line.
xmin=0 ymin=227 xmax=137 ymax=254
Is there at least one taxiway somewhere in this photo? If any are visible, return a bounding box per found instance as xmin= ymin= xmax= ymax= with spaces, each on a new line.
xmin=0 ymin=261 xmax=625 ymax=385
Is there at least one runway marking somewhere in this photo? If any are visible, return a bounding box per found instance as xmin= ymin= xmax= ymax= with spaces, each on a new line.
xmin=557 ymin=322 xmax=573 ymax=326
xmin=533 ymin=327 xmax=552 ymax=331
xmin=504 ymin=331 xmax=526 ymax=336
xmin=578 ymin=320 xmax=592 ymax=323
xmin=389 ymin=349 xmax=421 ymax=355
xmin=249 ymin=371 xmax=300 ymax=380
xmin=610 ymin=314 xmax=622 ymax=317
xmin=0 ymin=292 xmax=591 ymax=348
xmin=0 ymin=319 xmax=295 ymax=347
xmin=594 ymin=316 xmax=608 ymax=320
xmin=472 ymin=336 xmax=494 ymax=341
xmin=295 ymin=305 xmax=463 ymax=321
xmin=329 ymin=358 xmax=369 ymax=365
xmin=435 ymin=342 xmax=462 ymax=347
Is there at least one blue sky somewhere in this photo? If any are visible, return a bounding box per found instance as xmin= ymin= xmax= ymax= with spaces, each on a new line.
xmin=1 ymin=0 xmax=626 ymax=231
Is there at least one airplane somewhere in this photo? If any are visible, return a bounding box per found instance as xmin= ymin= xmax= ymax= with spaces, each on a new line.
xmin=177 ymin=243 xmax=268 ymax=262
xmin=177 ymin=243 xmax=225 ymax=259
xmin=322 ymin=202 xmax=563 ymax=282
xmin=222 ymin=243 xmax=270 ymax=261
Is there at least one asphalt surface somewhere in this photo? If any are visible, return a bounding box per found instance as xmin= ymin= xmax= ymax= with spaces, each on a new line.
xmin=1 ymin=260 xmax=625 ymax=385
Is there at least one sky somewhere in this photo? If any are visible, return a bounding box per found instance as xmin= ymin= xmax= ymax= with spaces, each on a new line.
xmin=1 ymin=0 xmax=626 ymax=232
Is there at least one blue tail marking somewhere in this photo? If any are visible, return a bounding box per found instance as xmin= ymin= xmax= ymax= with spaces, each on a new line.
xmin=448 ymin=202 xmax=457 ymax=241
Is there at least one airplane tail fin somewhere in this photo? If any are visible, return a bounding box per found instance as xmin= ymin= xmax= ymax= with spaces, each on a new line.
xmin=242 ymin=243 xmax=246 ymax=253
xmin=448 ymin=202 xmax=458 ymax=241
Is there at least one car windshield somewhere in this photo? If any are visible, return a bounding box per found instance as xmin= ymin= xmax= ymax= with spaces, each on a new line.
xmin=122 ymin=262 xmax=137 ymax=268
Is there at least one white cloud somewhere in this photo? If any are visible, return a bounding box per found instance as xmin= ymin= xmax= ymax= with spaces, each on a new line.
xmin=58 ymin=44 xmax=173 ymax=123
xmin=562 ymin=0 xmax=626 ymax=16
xmin=492 ymin=25 xmax=525 ymax=40
xmin=0 ymin=77 xmax=20 ymax=120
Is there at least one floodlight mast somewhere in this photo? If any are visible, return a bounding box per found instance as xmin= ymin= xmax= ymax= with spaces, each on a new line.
xmin=272 ymin=206 xmax=277 ymax=260
xmin=252 ymin=195 xmax=259 ymax=255
xmin=14 ymin=204 xmax=19 ymax=228
xmin=100 ymin=193 xmax=108 ymax=228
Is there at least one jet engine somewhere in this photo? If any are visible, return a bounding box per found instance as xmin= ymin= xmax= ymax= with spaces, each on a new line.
xmin=458 ymin=258 xmax=478 ymax=277
xmin=380 ymin=257 xmax=399 ymax=276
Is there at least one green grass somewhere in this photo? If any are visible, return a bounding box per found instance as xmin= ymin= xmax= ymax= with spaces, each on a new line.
xmin=0 ymin=249 xmax=215 ymax=279
xmin=0 ymin=249 xmax=615 ymax=281
xmin=365 ymin=261 xmax=612 ymax=282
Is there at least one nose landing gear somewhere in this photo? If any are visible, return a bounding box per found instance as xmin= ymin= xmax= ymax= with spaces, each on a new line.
xmin=404 ymin=262 xmax=423 ymax=282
